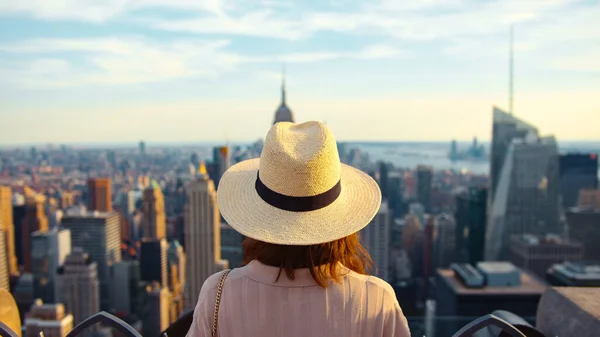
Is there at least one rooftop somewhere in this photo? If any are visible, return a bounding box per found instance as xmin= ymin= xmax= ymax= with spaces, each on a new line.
xmin=438 ymin=268 xmax=545 ymax=296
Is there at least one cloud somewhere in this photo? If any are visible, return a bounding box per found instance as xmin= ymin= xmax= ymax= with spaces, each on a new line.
xmin=0 ymin=37 xmax=406 ymax=88
xmin=0 ymin=0 xmax=224 ymax=22
xmin=0 ymin=37 xmax=242 ymax=88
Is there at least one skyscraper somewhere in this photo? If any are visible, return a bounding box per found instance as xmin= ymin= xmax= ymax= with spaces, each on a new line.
xmin=13 ymin=203 xmax=26 ymax=267
xmin=140 ymin=238 xmax=168 ymax=288
xmin=212 ymin=146 xmax=230 ymax=189
xmin=142 ymin=181 xmax=166 ymax=240
xmin=31 ymin=228 xmax=71 ymax=302
xmin=22 ymin=194 xmax=49 ymax=272
xmin=167 ymin=241 xmax=186 ymax=322
xmin=139 ymin=141 xmax=146 ymax=156
xmin=360 ymin=201 xmax=390 ymax=281
xmin=61 ymin=210 xmax=121 ymax=311
xmin=486 ymin=134 xmax=560 ymax=261
xmin=272 ymin=75 xmax=295 ymax=125
xmin=0 ymin=231 xmax=8 ymax=290
xmin=143 ymin=282 xmax=170 ymax=337
xmin=434 ymin=214 xmax=456 ymax=269
xmin=24 ymin=300 xmax=74 ymax=337
xmin=489 ymin=107 xmax=539 ymax=204
xmin=110 ymin=260 xmax=143 ymax=316
xmin=0 ymin=186 xmax=17 ymax=275
xmin=416 ymin=166 xmax=433 ymax=213
xmin=184 ymin=173 xmax=228 ymax=310
xmin=87 ymin=178 xmax=112 ymax=212
xmin=56 ymin=248 xmax=100 ymax=326
xmin=455 ymin=187 xmax=487 ymax=265
xmin=559 ymin=154 xmax=599 ymax=209
xmin=566 ymin=208 xmax=600 ymax=261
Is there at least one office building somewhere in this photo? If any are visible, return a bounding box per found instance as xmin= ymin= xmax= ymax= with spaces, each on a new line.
xmin=546 ymin=261 xmax=600 ymax=287
xmin=87 ymin=178 xmax=112 ymax=212
xmin=416 ymin=165 xmax=433 ymax=212
xmin=142 ymin=181 xmax=166 ymax=240
xmin=13 ymin=203 xmax=26 ymax=266
xmin=0 ymin=186 xmax=17 ymax=275
xmin=434 ymin=214 xmax=456 ymax=269
xmin=24 ymin=300 xmax=74 ymax=337
xmin=110 ymin=260 xmax=143 ymax=316
xmin=559 ymin=154 xmax=598 ymax=209
xmin=272 ymin=75 xmax=295 ymax=125
xmin=489 ymin=107 xmax=539 ymax=204
xmin=360 ymin=201 xmax=390 ymax=281
xmin=56 ymin=248 xmax=100 ymax=326
xmin=31 ymin=229 xmax=71 ymax=302
xmin=61 ymin=210 xmax=121 ymax=311
xmin=119 ymin=191 xmax=136 ymax=216
xmin=387 ymin=171 xmax=405 ymax=218
xmin=167 ymin=241 xmax=186 ymax=322
xmin=140 ymin=238 xmax=168 ymax=287
xmin=455 ymin=187 xmax=487 ymax=264
xmin=378 ymin=161 xmax=390 ymax=200
xmin=184 ymin=173 xmax=228 ymax=310
xmin=14 ymin=273 xmax=35 ymax=322
xmin=139 ymin=141 xmax=146 ymax=156
xmin=577 ymin=189 xmax=600 ymax=209
xmin=486 ymin=134 xmax=560 ymax=261
xmin=435 ymin=262 xmax=545 ymax=336
xmin=212 ymin=146 xmax=230 ymax=189
xmin=509 ymin=234 xmax=583 ymax=279
xmin=0 ymin=231 xmax=8 ymax=290
xmin=143 ymin=282 xmax=170 ymax=337
xmin=221 ymin=223 xmax=243 ymax=268
xmin=22 ymin=194 xmax=49 ymax=272
xmin=566 ymin=208 xmax=600 ymax=261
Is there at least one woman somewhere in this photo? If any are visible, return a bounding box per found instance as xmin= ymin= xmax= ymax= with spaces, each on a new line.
xmin=187 ymin=121 xmax=411 ymax=337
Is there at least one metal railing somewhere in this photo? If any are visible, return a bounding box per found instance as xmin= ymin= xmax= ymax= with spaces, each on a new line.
xmin=1 ymin=310 xmax=548 ymax=337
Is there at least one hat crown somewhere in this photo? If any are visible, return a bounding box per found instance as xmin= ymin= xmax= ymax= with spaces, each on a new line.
xmin=259 ymin=121 xmax=341 ymax=197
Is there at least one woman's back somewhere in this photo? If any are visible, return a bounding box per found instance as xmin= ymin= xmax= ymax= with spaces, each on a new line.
xmin=187 ymin=260 xmax=411 ymax=337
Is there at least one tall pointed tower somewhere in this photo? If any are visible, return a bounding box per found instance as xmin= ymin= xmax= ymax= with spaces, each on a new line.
xmin=272 ymin=70 xmax=295 ymax=124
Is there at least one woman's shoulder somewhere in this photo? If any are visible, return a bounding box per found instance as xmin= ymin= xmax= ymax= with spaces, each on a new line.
xmin=344 ymin=270 xmax=398 ymax=299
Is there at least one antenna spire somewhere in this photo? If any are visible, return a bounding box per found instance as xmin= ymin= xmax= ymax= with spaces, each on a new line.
xmin=509 ymin=25 xmax=514 ymax=114
xmin=281 ymin=64 xmax=286 ymax=104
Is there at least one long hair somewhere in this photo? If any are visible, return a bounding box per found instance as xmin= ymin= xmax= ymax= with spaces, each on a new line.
xmin=242 ymin=232 xmax=374 ymax=287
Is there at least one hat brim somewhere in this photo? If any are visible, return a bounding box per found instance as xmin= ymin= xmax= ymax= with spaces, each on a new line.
xmin=217 ymin=158 xmax=382 ymax=245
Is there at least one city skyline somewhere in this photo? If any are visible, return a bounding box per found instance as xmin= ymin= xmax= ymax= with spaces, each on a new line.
xmin=1 ymin=0 xmax=599 ymax=144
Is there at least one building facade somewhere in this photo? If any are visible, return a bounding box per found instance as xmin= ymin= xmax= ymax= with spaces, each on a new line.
xmin=566 ymin=208 xmax=600 ymax=261
xmin=416 ymin=166 xmax=433 ymax=213
xmin=56 ymin=249 xmax=100 ymax=326
xmin=22 ymin=194 xmax=49 ymax=272
xmin=455 ymin=187 xmax=487 ymax=264
xmin=509 ymin=234 xmax=583 ymax=279
xmin=184 ymin=174 xmax=228 ymax=310
xmin=61 ymin=210 xmax=121 ymax=311
xmin=140 ymin=238 xmax=168 ymax=288
xmin=87 ymin=178 xmax=112 ymax=212
xmin=559 ymin=154 xmax=599 ymax=209
xmin=360 ymin=201 xmax=391 ymax=281
xmin=0 ymin=186 xmax=17 ymax=275
xmin=486 ymin=135 xmax=560 ymax=261
xmin=24 ymin=300 xmax=74 ymax=337
xmin=143 ymin=282 xmax=170 ymax=337
xmin=0 ymin=231 xmax=8 ymax=290
xmin=31 ymin=228 xmax=72 ymax=302
xmin=142 ymin=182 xmax=166 ymax=240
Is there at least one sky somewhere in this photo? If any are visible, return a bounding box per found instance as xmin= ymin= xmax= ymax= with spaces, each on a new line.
xmin=0 ymin=0 xmax=599 ymax=144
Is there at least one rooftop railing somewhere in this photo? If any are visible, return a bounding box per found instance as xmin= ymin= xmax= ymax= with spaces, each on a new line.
xmin=2 ymin=287 xmax=599 ymax=337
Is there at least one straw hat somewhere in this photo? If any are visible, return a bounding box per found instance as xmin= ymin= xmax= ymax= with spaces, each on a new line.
xmin=217 ymin=121 xmax=381 ymax=245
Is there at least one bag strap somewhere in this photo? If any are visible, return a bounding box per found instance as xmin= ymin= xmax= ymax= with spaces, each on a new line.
xmin=211 ymin=269 xmax=231 ymax=337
